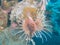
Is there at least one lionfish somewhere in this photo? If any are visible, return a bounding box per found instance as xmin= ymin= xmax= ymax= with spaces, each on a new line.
xmin=10 ymin=0 xmax=52 ymax=45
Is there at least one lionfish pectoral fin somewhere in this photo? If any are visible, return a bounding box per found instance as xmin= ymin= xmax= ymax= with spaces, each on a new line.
xmin=42 ymin=30 xmax=52 ymax=38
xmin=34 ymin=31 xmax=44 ymax=43
xmin=38 ymin=31 xmax=44 ymax=43
xmin=40 ymin=31 xmax=47 ymax=41
xmin=26 ymin=38 xmax=35 ymax=45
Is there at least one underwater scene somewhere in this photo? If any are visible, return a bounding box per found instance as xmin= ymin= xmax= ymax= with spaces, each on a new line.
xmin=0 ymin=0 xmax=60 ymax=45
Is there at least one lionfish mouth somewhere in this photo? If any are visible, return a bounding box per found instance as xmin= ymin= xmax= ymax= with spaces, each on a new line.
xmin=23 ymin=16 xmax=44 ymax=36
xmin=23 ymin=16 xmax=37 ymax=36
